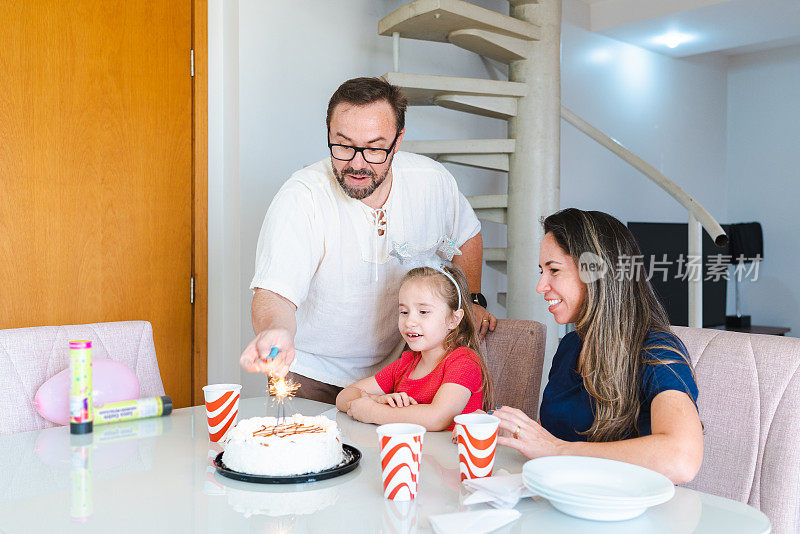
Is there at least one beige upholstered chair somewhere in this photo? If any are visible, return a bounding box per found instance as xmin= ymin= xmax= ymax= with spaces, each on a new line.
xmin=480 ymin=319 xmax=546 ymax=420
xmin=674 ymin=326 xmax=800 ymax=534
xmin=0 ymin=321 xmax=165 ymax=436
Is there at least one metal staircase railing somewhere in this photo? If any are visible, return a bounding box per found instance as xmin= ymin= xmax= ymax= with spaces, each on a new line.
xmin=560 ymin=106 xmax=728 ymax=326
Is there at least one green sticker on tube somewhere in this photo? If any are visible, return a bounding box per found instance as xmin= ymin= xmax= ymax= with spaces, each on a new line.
xmin=94 ymin=396 xmax=173 ymax=425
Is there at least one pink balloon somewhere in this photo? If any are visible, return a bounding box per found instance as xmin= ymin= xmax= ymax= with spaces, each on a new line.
xmin=33 ymin=360 xmax=140 ymax=425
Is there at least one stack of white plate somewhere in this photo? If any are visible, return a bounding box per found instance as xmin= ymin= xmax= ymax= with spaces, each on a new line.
xmin=522 ymin=456 xmax=675 ymax=521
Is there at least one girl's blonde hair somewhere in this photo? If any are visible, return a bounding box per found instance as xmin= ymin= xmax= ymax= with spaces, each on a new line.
xmin=400 ymin=265 xmax=495 ymax=411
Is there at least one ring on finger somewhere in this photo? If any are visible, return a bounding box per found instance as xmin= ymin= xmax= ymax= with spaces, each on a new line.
xmin=513 ymin=424 xmax=520 ymax=440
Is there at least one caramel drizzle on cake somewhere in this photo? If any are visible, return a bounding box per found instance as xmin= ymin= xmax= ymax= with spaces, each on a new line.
xmin=252 ymin=422 xmax=327 ymax=439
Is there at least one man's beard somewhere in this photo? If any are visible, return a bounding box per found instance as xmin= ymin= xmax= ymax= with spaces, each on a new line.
xmin=332 ymin=157 xmax=392 ymax=200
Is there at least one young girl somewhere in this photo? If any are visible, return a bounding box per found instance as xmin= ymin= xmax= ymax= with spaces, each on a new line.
xmin=335 ymin=265 xmax=494 ymax=431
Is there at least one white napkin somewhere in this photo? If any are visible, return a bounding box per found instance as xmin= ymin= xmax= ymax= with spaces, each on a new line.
xmin=429 ymin=509 xmax=521 ymax=534
xmin=462 ymin=474 xmax=536 ymax=509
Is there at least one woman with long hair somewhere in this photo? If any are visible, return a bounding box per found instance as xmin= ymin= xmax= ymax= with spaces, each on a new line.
xmin=492 ymin=208 xmax=703 ymax=483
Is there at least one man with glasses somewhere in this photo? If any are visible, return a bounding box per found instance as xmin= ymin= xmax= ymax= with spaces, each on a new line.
xmin=240 ymin=77 xmax=496 ymax=403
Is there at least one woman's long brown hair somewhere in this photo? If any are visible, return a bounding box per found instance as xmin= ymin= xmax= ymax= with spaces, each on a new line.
xmin=543 ymin=208 xmax=697 ymax=442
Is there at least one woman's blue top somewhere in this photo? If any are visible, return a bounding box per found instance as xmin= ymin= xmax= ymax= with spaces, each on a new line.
xmin=539 ymin=331 xmax=698 ymax=441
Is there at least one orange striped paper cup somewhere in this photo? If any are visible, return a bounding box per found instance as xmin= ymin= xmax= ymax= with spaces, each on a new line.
xmin=202 ymin=384 xmax=241 ymax=443
xmin=376 ymin=423 xmax=426 ymax=501
xmin=454 ymin=413 xmax=500 ymax=481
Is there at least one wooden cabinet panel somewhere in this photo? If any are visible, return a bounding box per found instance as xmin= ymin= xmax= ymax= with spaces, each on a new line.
xmin=0 ymin=1 xmax=194 ymax=407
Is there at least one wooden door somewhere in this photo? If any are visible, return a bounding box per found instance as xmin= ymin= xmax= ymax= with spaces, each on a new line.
xmin=0 ymin=2 xmax=195 ymax=407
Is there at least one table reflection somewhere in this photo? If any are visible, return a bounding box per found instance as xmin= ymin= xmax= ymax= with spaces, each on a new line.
xmin=0 ymin=417 xmax=171 ymax=506
xmin=69 ymin=433 xmax=92 ymax=522
xmin=516 ymin=485 xmax=703 ymax=534
xmin=380 ymin=499 xmax=418 ymax=534
xmin=209 ymin=468 xmax=343 ymax=519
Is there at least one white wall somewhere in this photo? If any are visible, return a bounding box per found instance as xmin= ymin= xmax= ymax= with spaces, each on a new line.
xmin=726 ymin=45 xmax=800 ymax=337
xmin=209 ymin=0 xmax=731 ymax=396
xmin=561 ymin=2 xmax=729 ymax=222
xmin=208 ymin=0 xmax=242 ymax=386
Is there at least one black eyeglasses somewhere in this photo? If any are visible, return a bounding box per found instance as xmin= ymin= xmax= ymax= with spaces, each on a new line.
xmin=328 ymin=133 xmax=400 ymax=164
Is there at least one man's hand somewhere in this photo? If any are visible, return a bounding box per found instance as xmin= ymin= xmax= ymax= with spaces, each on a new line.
xmin=471 ymin=303 xmax=497 ymax=339
xmin=239 ymin=328 xmax=295 ymax=378
xmin=374 ymin=392 xmax=418 ymax=407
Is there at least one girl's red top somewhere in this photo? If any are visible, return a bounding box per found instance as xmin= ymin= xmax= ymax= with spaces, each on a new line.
xmin=375 ymin=346 xmax=484 ymax=430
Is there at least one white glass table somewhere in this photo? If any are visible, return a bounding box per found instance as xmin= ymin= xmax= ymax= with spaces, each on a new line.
xmin=0 ymin=397 xmax=771 ymax=533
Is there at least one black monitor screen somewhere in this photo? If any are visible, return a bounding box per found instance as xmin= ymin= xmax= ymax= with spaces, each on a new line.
xmin=627 ymin=222 xmax=729 ymax=327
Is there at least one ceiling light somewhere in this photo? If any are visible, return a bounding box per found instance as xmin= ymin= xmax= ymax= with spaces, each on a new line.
xmin=653 ymin=31 xmax=694 ymax=49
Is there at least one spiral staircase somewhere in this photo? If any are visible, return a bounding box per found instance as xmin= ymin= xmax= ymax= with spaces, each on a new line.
xmin=377 ymin=0 xmax=727 ymax=365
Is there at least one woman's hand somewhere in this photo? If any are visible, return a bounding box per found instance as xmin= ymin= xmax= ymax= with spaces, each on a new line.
xmin=374 ymin=392 xmax=418 ymax=407
xmin=492 ymin=406 xmax=564 ymax=459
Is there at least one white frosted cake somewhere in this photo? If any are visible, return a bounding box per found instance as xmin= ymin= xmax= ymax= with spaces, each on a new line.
xmin=222 ymin=414 xmax=344 ymax=476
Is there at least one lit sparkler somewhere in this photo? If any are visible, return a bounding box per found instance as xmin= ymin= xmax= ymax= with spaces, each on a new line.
xmin=269 ymin=376 xmax=300 ymax=399
xmin=267 ymin=376 xmax=300 ymax=424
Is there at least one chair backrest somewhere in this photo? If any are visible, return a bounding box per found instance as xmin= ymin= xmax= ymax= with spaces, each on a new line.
xmin=480 ymin=319 xmax=546 ymax=420
xmin=0 ymin=321 xmax=165 ymax=436
xmin=673 ymin=326 xmax=800 ymax=534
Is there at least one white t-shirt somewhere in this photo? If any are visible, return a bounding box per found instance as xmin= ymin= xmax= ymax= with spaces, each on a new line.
xmin=250 ymin=151 xmax=481 ymax=387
